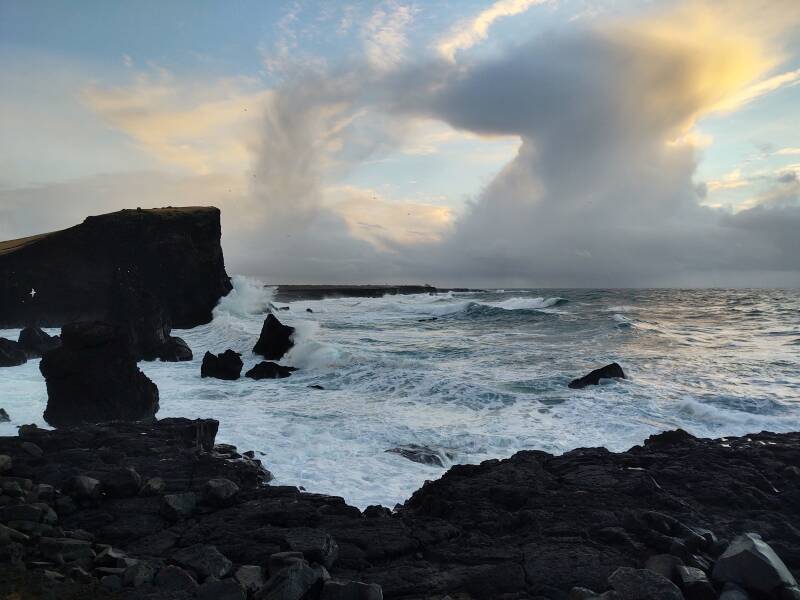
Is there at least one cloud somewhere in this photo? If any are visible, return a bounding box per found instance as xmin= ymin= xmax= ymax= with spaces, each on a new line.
xmin=437 ymin=0 xmax=547 ymax=62
xmin=776 ymin=147 xmax=800 ymax=156
xmin=362 ymin=1 xmax=416 ymax=70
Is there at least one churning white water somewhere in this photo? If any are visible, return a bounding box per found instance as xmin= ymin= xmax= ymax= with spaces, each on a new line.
xmin=1 ymin=278 xmax=799 ymax=508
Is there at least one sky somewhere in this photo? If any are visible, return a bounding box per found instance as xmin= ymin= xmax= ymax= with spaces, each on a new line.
xmin=1 ymin=0 xmax=799 ymax=287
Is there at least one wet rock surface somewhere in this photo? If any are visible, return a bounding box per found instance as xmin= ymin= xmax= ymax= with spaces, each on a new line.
xmin=245 ymin=361 xmax=297 ymax=380
xmin=201 ymin=350 xmax=243 ymax=380
xmin=0 ymin=424 xmax=799 ymax=599
xmin=0 ymin=337 xmax=27 ymax=367
xmin=18 ymin=326 xmax=62 ymax=358
xmin=253 ymin=314 xmax=295 ymax=360
xmin=568 ymin=362 xmax=627 ymax=389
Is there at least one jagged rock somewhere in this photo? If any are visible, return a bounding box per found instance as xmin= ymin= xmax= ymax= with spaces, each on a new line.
xmin=253 ymin=314 xmax=295 ymax=360
xmin=568 ymin=363 xmax=626 ymax=389
xmin=124 ymin=560 xmax=158 ymax=588
xmin=155 ymin=565 xmax=199 ymax=592
xmin=0 ymin=455 xmax=11 ymax=473
xmin=385 ymin=444 xmax=453 ymax=467
xmin=321 ymin=580 xmax=384 ymax=600
xmin=198 ymin=577 xmax=246 ymax=600
xmin=245 ymin=361 xmax=297 ymax=379
xmin=171 ymin=544 xmax=232 ymax=580
xmin=100 ymin=467 xmax=142 ymax=498
xmin=712 ymin=532 xmax=797 ymax=594
xmin=258 ymin=560 xmax=327 ymax=600
xmin=17 ymin=326 xmax=61 ymax=358
xmin=676 ymin=566 xmax=715 ymax=600
xmin=64 ymin=475 xmax=102 ymax=502
xmin=644 ymin=429 xmax=697 ymax=448
xmin=0 ymin=408 xmax=9 ymax=422
xmin=0 ymin=207 xmax=232 ymax=357
xmin=608 ymin=567 xmax=683 ymax=600
xmin=139 ymin=477 xmax=166 ymax=496
xmin=268 ymin=552 xmax=306 ymax=576
xmin=285 ymin=527 xmax=339 ymax=569
xmin=235 ymin=565 xmax=266 ymax=594
xmin=20 ymin=441 xmax=43 ymax=458
xmin=158 ymin=336 xmax=193 ymax=361
xmin=202 ymin=478 xmax=240 ymax=507
xmin=201 ymin=349 xmax=243 ymax=380
xmin=0 ymin=338 xmax=26 ymax=367
xmin=39 ymin=321 xmax=159 ymax=426
xmin=644 ymin=554 xmax=684 ymax=582
xmin=161 ymin=492 xmax=197 ymax=521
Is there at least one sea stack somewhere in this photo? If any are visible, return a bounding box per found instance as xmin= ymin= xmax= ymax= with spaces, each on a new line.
xmin=39 ymin=321 xmax=159 ymax=426
xmin=0 ymin=207 xmax=232 ymax=360
xmin=253 ymin=314 xmax=295 ymax=360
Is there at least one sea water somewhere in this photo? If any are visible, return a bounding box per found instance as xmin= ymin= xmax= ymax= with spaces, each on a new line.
xmin=1 ymin=278 xmax=799 ymax=508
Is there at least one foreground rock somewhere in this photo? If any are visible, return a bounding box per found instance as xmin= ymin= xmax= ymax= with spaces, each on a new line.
xmin=568 ymin=362 xmax=627 ymax=389
xmin=0 ymin=338 xmax=27 ymax=367
xmin=201 ymin=350 xmax=243 ymax=380
xmin=385 ymin=444 xmax=454 ymax=467
xmin=18 ymin=326 xmax=61 ymax=358
xmin=0 ymin=207 xmax=232 ymax=360
xmin=245 ymin=361 xmax=297 ymax=380
xmin=39 ymin=321 xmax=159 ymax=426
xmin=1 ymin=424 xmax=799 ymax=599
xmin=253 ymin=314 xmax=295 ymax=360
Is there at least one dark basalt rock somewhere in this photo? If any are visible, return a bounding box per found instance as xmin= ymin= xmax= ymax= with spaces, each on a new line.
xmin=0 ymin=408 xmax=9 ymax=422
xmin=712 ymin=532 xmax=797 ymax=594
xmin=568 ymin=362 xmax=626 ymax=389
xmin=0 ymin=207 xmax=231 ymax=360
xmin=158 ymin=336 xmax=193 ymax=362
xmin=17 ymin=327 xmax=61 ymax=358
xmin=253 ymin=314 xmax=295 ymax=360
xmin=385 ymin=444 xmax=454 ymax=467
xmin=201 ymin=350 xmax=243 ymax=380
xmin=39 ymin=321 xmax=159 ymax=427
xmin=245 ymin=361 xmax=297 ymax=380
xmin=0 ymin=338 xmax=27 ymax=367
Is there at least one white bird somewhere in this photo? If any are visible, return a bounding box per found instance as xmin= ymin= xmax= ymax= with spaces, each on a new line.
xmin=30 ymin=288 xmax=36 ymax=298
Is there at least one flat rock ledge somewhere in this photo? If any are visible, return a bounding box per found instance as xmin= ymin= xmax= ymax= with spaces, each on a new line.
xmin=1 ymin=424 xmax=799 ymax=599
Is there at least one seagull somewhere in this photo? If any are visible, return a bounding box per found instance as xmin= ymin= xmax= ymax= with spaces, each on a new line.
xmin=30 ymin=288 xmax=36 ymax=298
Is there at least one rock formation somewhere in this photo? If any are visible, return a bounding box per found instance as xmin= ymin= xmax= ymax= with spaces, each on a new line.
xmin=0 ymin=338 xmax=27 ymax=367
xmin=39 ymin=321 xmax=159 ymax=426
xmin=0 ymin=207 xmax=231 ymax=360
xmin=253 ymin=314 xmax=295 ymax=360
xmin=245 ymin=361 xmax=297 ymax=380
xmin=569 ymin=362 xmax=627 ymax=389
xmin=17 ymin=326 xmax=61 ymax=358
xmin=201 ymin=350 xmax=243 ymax=380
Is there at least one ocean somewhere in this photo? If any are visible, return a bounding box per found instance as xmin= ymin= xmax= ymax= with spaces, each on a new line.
xmin=1 ymin=277 xmax=798 ymax=509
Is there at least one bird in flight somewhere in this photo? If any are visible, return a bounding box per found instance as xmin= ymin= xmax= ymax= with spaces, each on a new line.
xmin=30 ymin=288 xmax=36 ymax=298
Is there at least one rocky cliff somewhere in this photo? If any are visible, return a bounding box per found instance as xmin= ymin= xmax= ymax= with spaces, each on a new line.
xmin=0 ymin=207 xmax=231 ymax=358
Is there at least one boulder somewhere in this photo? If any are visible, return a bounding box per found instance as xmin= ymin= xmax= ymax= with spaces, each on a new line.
xmin=285 ymin=527 xmax=339 ymax=569
xmin=39 ymin=537 xmax=94 ymax=562
xmin=0 ymin=207 xmax=232 ymax=354
xmin=39 ymin=321 xmax=159 ymax=426
xmin=712 ymin=532 xmax=797 ymax=594
xmin=321 ymin=580 xmax=384 ymax=600
xmin=202 ymin=478 xmax=240 ymax=507
xmin=258 ymin=560 xmax=326 ymax=600
xmin=608 ymin=567 xmax=683 ymax=600
xmin=253 ymin=314 xmax=295 ymax=360
xmin=124 ymin=560 xmax=158 ymax=588
xmin=267 ymin=551 xmax=306 ymax=576
xmin=100 ymin=467 xmax=142 ymax=498
xmin=158 ymin=336 xmax=193 ymax=361
xmin=139 ymin=477 xmax=166 ymax=496
xmin=676 ymin=566 xmax=715 ymax=600
xmin=64 ymin=475 xmax=102 ymax=502
xmin=245 ymin=361 xmax=297 ymax=380
xmin=719 ymin=583 xmax=750 ymax=600
xmin=171 ymin=543 xmax=233 ymax=580
xmin=644 ymin=554 xmax=684 ymax=583
xmin=0 ymin=338 xmax=27 ymax=367
xmin=21 ymin=441 xmax=43 ymax=458
xmin=161 ymin=492 xmax=197 ymax=521
xmin=201 ymin=349 xmax=243 ymax=380
xmin=235 ymin=565 xmax=266 ymax=594
xmin=17 ymin=326 xmax=61 ymax=358
xmin=385 ymin=444 xmax=454 ymax=467
xmin=198 ymin=577 xmax=246 ymax=600
xmin=155 ymin=565 xmax=199 ymax=593
xmin=568 ymin=363 xmax=626 ymax=389
xmin=0 ymin=454 xmax=12 ymax=473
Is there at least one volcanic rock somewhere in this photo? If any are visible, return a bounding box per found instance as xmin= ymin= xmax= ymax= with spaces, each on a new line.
xmin=17 ymin=326 xmax=61 ymax=358
xmin=158 ymin=336 xmax=193 ymax=362
xmin=321 ymin=579 xmax=384 ymax=600
xmin=39 ymin=321 xmax=159 ymax=426
xmin=0 ymin=408 xmax=9 ymax=422
xmin=0 ymin=338 xmax=26 ymax=367
xmin=202 ymin=478 xmax=240 ymax=507
xmin=385 ymin=444 xmax=454 ymax=467
xmin=171 ymin=543 xmax=233 ymax=580
xmin=608 ymin=567 xmax=683 ymax=599
xmin=568 ymin=362 xmax=627 ymax=389
xmin=201 ymin=349 xmax=243 ymax=380
xmin=253 ymin=314 xmax=295 ymax=360
xmin=712 ymin=532 xmax=797 ymax=594
xmin=245 ymin=361 xmax=297 ymax=379
xmin=0 ymin=207 xmax=231 ymax=359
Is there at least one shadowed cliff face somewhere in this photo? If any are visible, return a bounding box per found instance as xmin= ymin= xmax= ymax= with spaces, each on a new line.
xmin=0 ymin=207 xmax=231 ymax=347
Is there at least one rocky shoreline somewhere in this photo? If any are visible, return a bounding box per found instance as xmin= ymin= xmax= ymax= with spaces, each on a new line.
xmin=1 ymin=420 xmax=798 ymax=599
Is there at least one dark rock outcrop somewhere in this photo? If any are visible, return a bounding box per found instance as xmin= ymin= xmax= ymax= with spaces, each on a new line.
xmin=157 ymin=336 xmax=193 ymax=362
xmin=0 ymin=338 xmax=27 ymax=367
xmin=712 ymin=532 xmax=797 ymax=594
xmin=0 ymin=207 xmax=231 ymax=360
xmin=253 ymin=314 xmax=295 ymax=360
xmin=17 ymin=326 xmax=61 ymax=358
xmin=245 ymin=361 xmax=297 ymax=380
xmin=0 ymin=408 xmax=9 ymax=422
xmin=568 ymin=362 xmax=627 ymax=389
xmin=201 ymin=350 xmax=243 ymax=380
xmin=39 ymin=321 xmax=159 ymax=427
xmin=385 ymin=444 xmax=454 ymax=467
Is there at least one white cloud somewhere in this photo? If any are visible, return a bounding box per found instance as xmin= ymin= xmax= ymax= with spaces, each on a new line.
xmin=362 ymin=1 xmax=416 ymax=70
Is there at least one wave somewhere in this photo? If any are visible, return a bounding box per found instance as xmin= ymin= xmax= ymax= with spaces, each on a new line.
xmin=213 ymin=276 xmax=273 ymax=319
